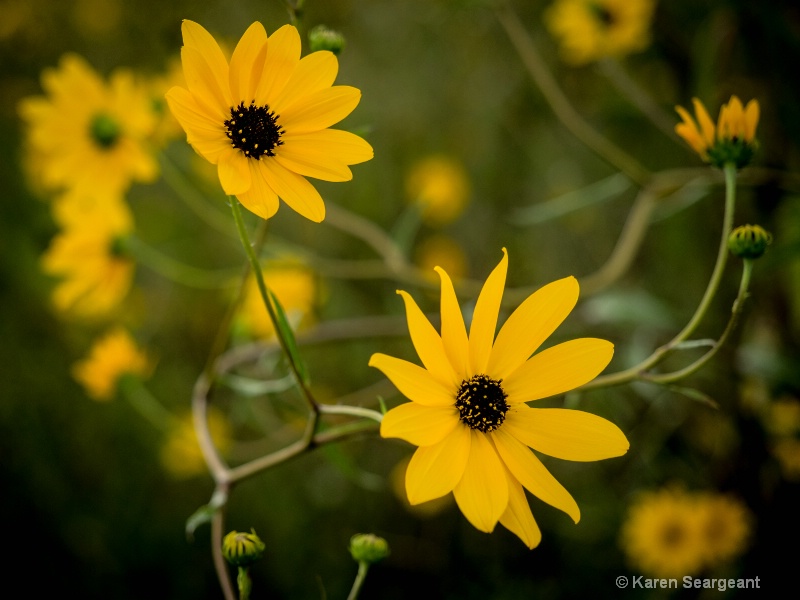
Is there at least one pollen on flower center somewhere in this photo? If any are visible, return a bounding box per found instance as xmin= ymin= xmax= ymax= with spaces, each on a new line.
xmin=455 ymin=374 xmax=509 ymax=433
xmin=224 ymin=101 xmax=283 ymax=159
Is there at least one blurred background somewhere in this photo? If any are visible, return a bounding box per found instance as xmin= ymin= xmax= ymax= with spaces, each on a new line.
xmin=2 ymin=0 xmax=800 ymax=598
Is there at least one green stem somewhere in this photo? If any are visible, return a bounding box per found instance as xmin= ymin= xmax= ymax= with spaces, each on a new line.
xmin=582 ymin=162 xmax=738 ymax=389
xmin=118 ymin=375 xmax=176 ymax=431
xmin=494 ymin=2 xmax=651 ymax=186
xmin=229 ymin=197 xmax=319 ymax=436
xmin=237 ymin=567 xmax=253 ymax=600
xmin=346 ymin=562 xmax=370 ymax=600
xmin=126 ymin=235 xmax=237 ymax=289
xmin=318 ymin=404 xmax=384 ymax=423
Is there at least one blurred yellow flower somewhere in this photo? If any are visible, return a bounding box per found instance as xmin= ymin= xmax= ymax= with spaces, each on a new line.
xmin=415 ymin=234 xmax=468 ymax=283
xmin=675 ymin=96 xmax=760 ymax=168
xmin=236 ymin=260 xmax=317 ymax=339
xmin=405 ymin=155 xmax=470 ymax=226
xmin=146 ymin=57 xmax=186 ymax=147
xmin=166 ymin=20 xmax=373 ymax=222
xmin=697 ymin=493 xmax=752 ymax=567
xmin=371 ymin=249 xmax=628 ymax=548
xmin=771 ymin=438 xmax=800 ymax=481
xmin=41 ymin=195 xmax=134 ymax=318
xmin=19 ymin=53 xmax=158 ymax=197
xmin=72 ymin=327 xmax=150 ymax=401
xmin=160 ymin=409 xmax=231 ymax=479
xmin=620 ymin=487 xmax=707 ymax=579
xmin=545 ymin=0 xmax=656 ymax=65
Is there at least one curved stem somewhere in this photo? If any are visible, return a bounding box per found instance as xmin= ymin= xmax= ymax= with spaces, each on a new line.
xmin=494 ymin=1 xmax=651 ymax=186
xmin=118 ymin=375 xmax=176 ymax=431
xmin=583 ymin=162 xmax=738 ymax=389
xmin=326 ymin=201 xmax=408 ymax=270
xmin=318 ymin=404 xmax=384 ymax=423
xmin=211 ymin=502 xmax=236 ymax=600
xmin=127 ymin=235 xmax=238 ymax=289
xmin=346 ymin=562 xmax=370 ymax=600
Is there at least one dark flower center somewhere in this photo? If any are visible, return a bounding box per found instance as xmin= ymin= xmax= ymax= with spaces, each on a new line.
xmin=455 ymin=374 xmax=509 ymax=433
xmin=589 ymin=3 xmax=616 ymax=26
xmin=90 ymin=113 xmax=120 ymax=149
xmin=224 ymin=101 xmax=284 ymax=159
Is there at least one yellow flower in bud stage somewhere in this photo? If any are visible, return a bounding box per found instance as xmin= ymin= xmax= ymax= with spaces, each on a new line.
xmin=620 ymin=487 xmax=708 ymax=579
xmin=41 ymin=194 xmax=134 ymax=318
xmin=236 ymin=260 xmax=317 ymax=339
xmin=160 ymin=409 xmax=231 ymax=479
xmin=545 ymin=0 xmax=656 ymax=65
xmin=166 ymin=20 xmax=373 ymax=222
xmin=222 ymin=530 xmax=266 ymax=567
xmin=72 ymin=327 xmax=150 ymax=401
xmin=675 ymin=96 xmax=760 ymax=168
xmin=18 ymin=53 xmax=158 ymax=197
xmin=371 ymin=249 xmax=628 ymax=548
xmin=405 ymin=155 xmax=470 ymax=226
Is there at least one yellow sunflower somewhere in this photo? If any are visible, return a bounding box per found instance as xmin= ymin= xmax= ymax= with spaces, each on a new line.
xmin=675 ymin=95 xmax=760 ymax=168
xmin=697 ymin=493 xmax=752 ymax=568
xmin=545 ymin=0 xmax=656 ymax=65
xmin=165 ymin=20 xmax=373 ymax=222
xmin=370 ymin=249 xmax=629 ymax=548
xmin=19 ymin=53 xmax=158 ymax=196
xmin=620 ymin=487 xmax=707 ymax=579
xmin=41 ymin=194 xmax=134 ymax=318
xmin=72 ymin=327 xmax=150 ymax=401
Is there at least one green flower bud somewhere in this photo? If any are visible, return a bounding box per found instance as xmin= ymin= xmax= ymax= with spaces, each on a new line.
xmin=222 ymin=529 xmax=265 ymax=567
xmin=349 ymin=533 xmax=390 ymax=565
xmin=728 ymin=224 xmax=773 ymax=259
xmin=308 ymin=25 xmax=346 ymax=55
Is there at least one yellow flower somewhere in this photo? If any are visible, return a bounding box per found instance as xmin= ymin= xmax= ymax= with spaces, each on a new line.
xmin=166 ymin=20 xmax=373 ymax=222
xmin=41 ymin=194 xmax=134 ymax=318
xmin=72 ymin=327 xmax=150 ymax=401
xmin=160 ymin=409 xmax=231 ymax=479
xmin=620 ymin=487 xmax=708 ymax=579
xmin=770 ymin=438 xmax=800 ymax=481
xmin=696 ymin=493 xmax=752 ymax=568
xmin=675 ymin=96 xmax=760 ymax=168
xmin=414 ymin=234 xmax=468 ymax=283
xmin=370 ymin=249 xmax=628 ymax=548
xmin=405 ymin=155 xmax=470 ymax=226
xmin=19 ymin=53 xmax=158 ymax=196
xmin=146 ymin=57 xmax=186 ymax=147
xmin=236 ymin=260 xmax=317 ymax=338
xmin=545 ymin=0 xmax=656 ymax=65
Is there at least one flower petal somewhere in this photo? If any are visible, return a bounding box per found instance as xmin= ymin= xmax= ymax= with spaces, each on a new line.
xmin=468 ymin=249 xmax=507 ymax=374
xmin=492 ymin=428 xmax=580 ymax=523
xmin=503 ymin=338 xmax=614 ymax=403
xmin=272 ymin=50 xmax=339 ymax=114
xmin=260 ymin=159 xmax=325 ymax=222
xmin=380 ymin=401 xmax=459 ymax=447
xmin=453 ymin=431 xmax=509 ymax=532
xmin=274 ymin=129 xmax=373 ymax=181
xmin=405 ymin=424 xmax=471 ymax=504
xmin=180 ymin=45 xmax=231 ymax=117
xmin=498 ymin=469 xmax=542 ymax=549
xmin=255 ymin=24 xmax=301 ymax=105
xmin=235 ymin=159 xmax=280 ymax=220
xmin=165 ymin=86 xmax=228 ymax=162
xmin=218 ymin=154 xmax=252 ymax=195
xmin=368 ymin=353 xmax=456 ymax=407
xmin=396 ymin=290 xmax=458 ymax=387
xmin=692 ymin=97 xmax=716 ymax=146
xmin=435 ymin=266 xmax=470 ymax=380
xmin=504 ymin=405 xmax=629 ymax=462
xmin=278 ymin=86 xmax=361 ymax=134
xmin=744 ymin=99 xmax=760 ymax=141
xmin=487 ymin=276 xmax=579 ymax=381
xmin=229 ymin=22 xmax=268 ymax=102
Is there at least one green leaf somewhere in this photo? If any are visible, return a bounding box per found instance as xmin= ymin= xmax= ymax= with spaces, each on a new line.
xmin=666 ymin=384 xmax=720 ymax=409
xmin=268 ymin=287 xmax=311 ymax=386
xmin=185 ymin=488 xmax=228 ymax=540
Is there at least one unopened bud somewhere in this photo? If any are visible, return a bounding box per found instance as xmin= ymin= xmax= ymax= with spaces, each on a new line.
xmin=728 ymin=224 xmax=772 ymax=259
xmin=222 ymin=529 xmax=265 ymax=567
xmin=349 ymin=533 xmax=390 ymax=564
xmin=309 ymin=25 xmax=346 ymax=55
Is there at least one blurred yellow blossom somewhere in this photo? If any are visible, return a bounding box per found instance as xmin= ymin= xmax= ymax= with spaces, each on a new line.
xmin=414 ymin=234 xmax=468 ymax=283
xmin=166 ymin=20 xmax=373 ymax=222
xmin=675 ymin=96 xmax=760 ymax=168
xmin=545 ymin=0 xmax=656 ymax=65
xmin=620 ymin=487 xmax=707 ymax=578
xmin=19 ymin=53 xmax=158 ymax=196
xmin=41 ymin=195 xmax=135 ymax=317
xmin=145 ymin=57 xmax=185 ymax=147
xmin=770 ymin=439 xmax=800 ymax=481
xmin=236 ymin=260 xmax=317 ymax=339
xmin=697 ymin=493 xmax=752 ymax=567
xmin=72 ymin=327 xmax=150 ymax=401
xmin=405 ymin=155 xmax=470 ymax=226
xmin=160 ymin=409 xmax=231 ymax=479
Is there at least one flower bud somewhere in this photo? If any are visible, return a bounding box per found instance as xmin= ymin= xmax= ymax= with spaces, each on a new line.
xmin=222 ymin=530 xmax=265 ymax=567
xmin=309 ymin=25 xmax=346 ymax=55
xmin=728 ymin=224 xmax=772 ymax=259
xmin=349 ymin=533 xmax=390 ymax=564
